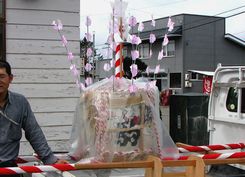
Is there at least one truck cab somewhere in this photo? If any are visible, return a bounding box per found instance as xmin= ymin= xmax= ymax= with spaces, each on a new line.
xmin=208 ymin=65 xmax=245 ymax=169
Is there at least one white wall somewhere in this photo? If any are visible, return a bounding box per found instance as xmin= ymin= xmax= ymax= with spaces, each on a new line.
xmin=6 ymin=0 xmax=80 ymax=155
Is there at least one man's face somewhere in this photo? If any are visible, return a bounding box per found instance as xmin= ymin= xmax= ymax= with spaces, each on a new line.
xmin=0 ymin=68 xmax=13 ymax=94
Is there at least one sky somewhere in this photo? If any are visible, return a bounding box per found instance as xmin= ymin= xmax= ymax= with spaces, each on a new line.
xmin=80 ymin=0 xmax=245 ymax=54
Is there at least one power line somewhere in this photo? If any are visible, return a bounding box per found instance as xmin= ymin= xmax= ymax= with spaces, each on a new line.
xmin=83 ymin=3 xmax=245 ymax=46
xmin=94 ymin=11 xmax=245 ymax=47
xmin=80 ymin=0 xmax=186 ymax=17
xmin=127 ymin=0 xmax=186 ymax=15
xmin=182 ymin=4 xmax=245 ymax=27
xmin=182 ymin=11 xmax=245 ymax=32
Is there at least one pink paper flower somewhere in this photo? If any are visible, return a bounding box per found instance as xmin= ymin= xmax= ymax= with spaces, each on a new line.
xmin=110 ymin=42 xmax=117 ymax=51
xmin=151 ymin=15 xmax=155 ymax=27
xmin=131 ymin=35 xmax=142 ymax=45
xmin=131 ymin=50 xmax=139 ymax=60
xmin=85 ymin=16 xmax=92 ymax=27
xmin=76 ymin=80 xmax=85 ymax=90
xmin=67 ymin=52 xmax=74 ymax=61
xmin=52 ymin=20 xmax=63 ymax=30
xmin=61 ymin=35 xmax=67 ymax=47
xmin=87 ymin=48 xmax=93 ymax=57
xmin=130 ymin=64 xmax=138 ymax=77
xmin=103 ymin=63 xmax=111 ymax=71
xmin=138 ymin=22 xmax=144 ymax=32
xmin=146 ymin=66 xmax=149 ymax=75
xmin=85 ymin=63 xmax=93 ymax=72
xmin=107 ymin=34 xmax=113 ymax=45
xmin=167 ymin=17 xmax=175 ymax=32
xmin=85 ymin=77 xmax=93 ymax=86
xmin=70 ymin=64 xmax=79 ymax=76
xmin=154 ymin=65 xmax=160 ymax=74
xmin=158 ymin=50 xmax=163 ymax=60
xmin=149 ymin=33 xmax=156 ymax=44
xmin=149 ymin=49 xmax=153 ymax=57
xmin=128 ymin=84 xmax=138 ymax=93
xmin=80 ymin=83 xmax=85 ymax=90
xmin=110 ymin=59 xmax=114 ymax=67
xmin=162 ymin=34 xmax=169 ymax=46
xmin=128 ymin=16 xmax=137 ymax=27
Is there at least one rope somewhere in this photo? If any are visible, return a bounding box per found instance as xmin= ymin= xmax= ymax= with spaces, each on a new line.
xmin=163 ymin=151 xmax=245 ymax=160
xmin=0 ymin=151 xmax=245 ymax=175
xmin=0 ymin=164 xmax=76 ymax=175
xmin=1 ymin=143 xmax=244 ymax=164
xmin=178 ymin=143 xmax=245 ymax=153
xmin=0 ymin=154 xmax=73 ymax=164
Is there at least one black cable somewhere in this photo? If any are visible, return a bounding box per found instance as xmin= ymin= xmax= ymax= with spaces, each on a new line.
xmin=182 ymin=11 xmax=244 ymax=32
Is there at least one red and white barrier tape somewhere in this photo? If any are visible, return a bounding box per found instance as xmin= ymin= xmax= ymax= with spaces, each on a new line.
xmin=1 ymin=143 xmax=244 ymax=165
xmin=0 ymin=154 xmax=73 ymax=164
xmin=178 ymin=143 xmax=245 ymax=153
xmin=163 ymin=151 xmax=245 ymax=161
xmin=0 ymin=152 xmax=245 ymax=175
xmin=0 ymin=163 xmax=76 ymax=175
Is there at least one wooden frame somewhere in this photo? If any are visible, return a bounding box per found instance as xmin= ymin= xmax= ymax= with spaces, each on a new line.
xmin=75 ymin=155 xmax=162 ymax=177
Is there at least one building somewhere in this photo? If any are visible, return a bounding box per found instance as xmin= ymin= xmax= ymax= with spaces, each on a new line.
xmin=96 ymin=14 xmax=245 ymax=93
xmin=1 ymin=0 xmax=80 ymax=155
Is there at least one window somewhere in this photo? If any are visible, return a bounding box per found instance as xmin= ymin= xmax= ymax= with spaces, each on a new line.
xmin=226 ymin=87 xmax=245 ymax=113
xmin=163 ymin=40 xmax=175 ymax=57
xmin=0 ymin=0 xmax=5 ymax=60
xmin=138 ymin=43 xmax=149 ymax=59
xmin=170 ymin=73 xmax=181 ymax=88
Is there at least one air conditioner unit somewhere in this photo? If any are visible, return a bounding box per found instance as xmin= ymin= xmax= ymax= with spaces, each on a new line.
xmin=185 ymin=73 xmax=190 ymax=80
xmin=185 ymin=81 xmax=192 ymax=88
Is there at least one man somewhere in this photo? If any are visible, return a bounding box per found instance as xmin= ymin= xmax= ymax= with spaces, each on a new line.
xmin=0 ymin=60 xmax=66 ymax=177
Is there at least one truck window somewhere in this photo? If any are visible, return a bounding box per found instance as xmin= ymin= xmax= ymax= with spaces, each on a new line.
xmin=226 ymin=87 xmax=245 ymax=113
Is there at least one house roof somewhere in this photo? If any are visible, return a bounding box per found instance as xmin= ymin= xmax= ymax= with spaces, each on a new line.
xmin=224 ymin=33 xmax=245 ymax=47
xmin=137 ymin=26 xmax=182 ymax=41
xmin=188 ymin=70 xmax=214 ymax=76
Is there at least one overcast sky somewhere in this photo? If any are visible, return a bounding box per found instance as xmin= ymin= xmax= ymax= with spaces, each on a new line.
xmin=80 ymin=0 xmax=245 ymax=51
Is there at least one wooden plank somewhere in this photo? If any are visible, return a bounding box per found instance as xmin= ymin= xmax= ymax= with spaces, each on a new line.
xmin=28 ymin=97 xmax=78 ymax=112
xmin=6 ymin=9 xmax=79 ymax=26
xmin=34 ymin=112 xmax=75 ymax=126
xmin=10 ymin=84 xmax=80 ymax=98
xmin=6 ymin=40 xmax=80 ymax=55
xmin=6 ymin=24 xmax=79 ymax=40
xmin=7 ymin=0 xmax=80 ymax=12
xmin=75 ymin=161 xmax=154 ymax=170
xmin=19 ymin=140 xmax=70 ymax=155
xmin=186 ymin=156 xmax=205 ymax=177
xmin=204 ymin=158 xmax=245 ymax=165
xmin=162 ymin=173 xmax=186 ymax=177
xmin=7 ymin=54 xmax=80 ymax=69
xmin=162 ymin=160 xmax=196 ymax=167
xmin=12 ymin=69 xmax=77 ymax=83
xmin=20 ymin=126 xmax=72 ymax=141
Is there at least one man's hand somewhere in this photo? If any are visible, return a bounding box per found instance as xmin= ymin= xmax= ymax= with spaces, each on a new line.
xmin=55 ymin=159 xmax=69 ymax=164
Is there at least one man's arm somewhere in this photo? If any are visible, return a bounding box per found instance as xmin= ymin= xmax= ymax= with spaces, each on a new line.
xmin=22 ymin=99 xmax=58 ymax=164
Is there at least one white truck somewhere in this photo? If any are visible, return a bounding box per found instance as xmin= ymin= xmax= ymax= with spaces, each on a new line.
xmin=208 ymin=65 xmax=245 ymax=170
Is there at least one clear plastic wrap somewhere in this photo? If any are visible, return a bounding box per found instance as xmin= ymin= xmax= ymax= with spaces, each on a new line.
xmin=69 ymin=77 xmax=179 ymax=162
